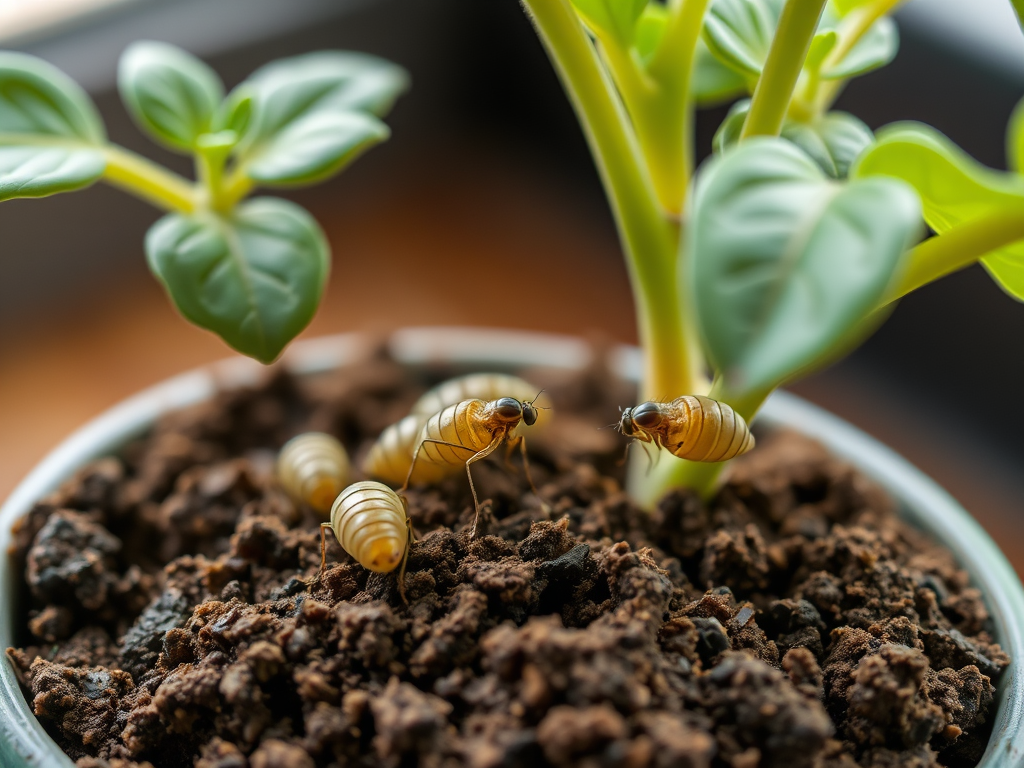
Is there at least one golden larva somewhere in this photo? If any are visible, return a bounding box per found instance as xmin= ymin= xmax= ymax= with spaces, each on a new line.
xmin=402 ymin=396 xmax=544 ymax=536
xmin=318 ymin=480 xmax=411 ymax=585
xmin=411 ymin=373 xmax=548 ymax=426
xmin=277 ymin=432 xmax=350 ymax=514
xmin=618 ymin=395 xmax=755 ymax=462
xmin=362 ymin=413 xmax=432 ymax=486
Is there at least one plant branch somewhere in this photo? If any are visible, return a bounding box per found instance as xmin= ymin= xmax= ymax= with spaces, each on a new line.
xmin=521 ymin=0 xmax=700 ymax=400
xmin=814 ymin=0 xmax=904 ymax=113
xmin=881 ymin=209 xmax=1024 ymax=305
xmin=741 ymin=0 xmax=828 ymax=139
xmin=102 ymin=145 xmax=196 ymax=213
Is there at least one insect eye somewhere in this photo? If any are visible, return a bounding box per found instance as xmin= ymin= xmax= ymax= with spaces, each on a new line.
xmin=632 ymin=402 xmax=663 ymax=429
xmin=494 ymin=397 xmax=522 ymax=420
xmin=522 ymin=403 xmax=538 ymax=426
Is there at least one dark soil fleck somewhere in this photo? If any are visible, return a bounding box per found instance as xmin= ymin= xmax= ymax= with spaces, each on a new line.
xmin=6 ymin=346 xmax=1007 ymax=768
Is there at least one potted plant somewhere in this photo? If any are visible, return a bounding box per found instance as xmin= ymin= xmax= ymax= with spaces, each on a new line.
xmin=2 ymin=0 xmax=1024 ymax=764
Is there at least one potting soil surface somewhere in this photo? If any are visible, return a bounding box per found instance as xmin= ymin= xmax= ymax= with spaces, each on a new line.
xmin=5 ymin=346 xmax=1009 ymax=768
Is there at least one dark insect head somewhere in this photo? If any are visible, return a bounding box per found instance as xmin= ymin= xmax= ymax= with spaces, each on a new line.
xmin=521 ymin=389 xmax=550 ymax=427
xmin=618 ymin=407 xmax=636 ymax=436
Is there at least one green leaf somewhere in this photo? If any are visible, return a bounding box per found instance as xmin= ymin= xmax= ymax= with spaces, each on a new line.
xmin=119 ymin=41 xmax=224 ymax=152
xmin=0 ymin=146 xmax=105 ymax=201
xmin=693 ymin=37 xmax=750 ymax=104
xmin=714 ymin=100 xmax=873 ymax=179
xmin=833 ymin=0 xmax=872 ymax=14
xmin=146 ymin=197 xmax=330 ymax=363
xmin=821 ymin=16 xmax=897 ymax=79
xmin=245 ymin=111 xmax=388 ymax=186
xmin=688 ymin=138 xmax=921 ymax=394
xmin=0 ymin=52 xmax=105 ymax=142
xmin=570 ymin=0 xmax=648 ymax=46
xmin=0 ymin=52 xmax=107 ymax=199
xmin=1011 ymin=0 xmax=1024 ymax=34
xmin=232 ymin=51 xmax=408 ymax=187
xmin=854 ymin=122 xmax=1024 ymax=299
xmin=806 ymin=30 xmax=838 ymax=70
xmin=702 ymin=0 xmax=785 ymax=77
xmin=636 ymin=4 xmax=746 ymax=103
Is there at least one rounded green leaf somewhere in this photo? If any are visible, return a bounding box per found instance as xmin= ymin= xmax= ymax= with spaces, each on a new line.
xmin=232 ymin=51 xmax=408 ymax=187
xmin=245 ymin=111 xmax=388 ymax=186
xmin=0 ymin=51 xmax=105 ymax=142
xmin=119 ymin=41 xmax=224 ymax=153
xmin=702 ymin=0 xmax=785 ymax=77
xmin=821 ymin=16 xmax=897 ymax=79
xmin=854 ymin=123 xmax=1024 ymax=230
xmin=692 ymin=38 xmax=750 ymax=104
xmin=0 ymin=52 xmax=106 ymax=200
xmin=715 ymin=102 xmax=872 ymax=179
xmin=570 ymin=0 xmax=648 ymax=46
xmin=0 ymin=146 xmax=105 ymax=201
xmin=854 ymin=122 xmax=1024 ymax=300
xmin=688 ymin=138 xmax=921 ymax=394
xmin=146 ymin=197 xmax=330 ymax=363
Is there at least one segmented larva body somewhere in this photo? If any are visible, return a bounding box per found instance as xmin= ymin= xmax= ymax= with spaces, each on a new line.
xmin=619 ymin=395 xmax=754 ymax=462
xmin=277 ymin=432 xmax=350 ymax=514
xmin=411 ymin=397 xmax=533 ymax=481
xmin=327 ymin=481 xmax=408 ymax=573
xmin=412 ymin=373 xmax=546 ymax=426
xmin=362 ymin=413 xmax=434 ymax=486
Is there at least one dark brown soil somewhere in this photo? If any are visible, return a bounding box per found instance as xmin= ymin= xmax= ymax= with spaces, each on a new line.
xmin=5 ymin=345 xmax=1009 ymax=768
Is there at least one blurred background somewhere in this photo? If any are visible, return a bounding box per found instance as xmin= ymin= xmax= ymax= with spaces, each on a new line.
xmin=1 ymin=0 xmax=1022 ymax=570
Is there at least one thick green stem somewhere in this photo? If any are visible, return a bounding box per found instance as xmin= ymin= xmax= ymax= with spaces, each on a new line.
xmin=521 ymin=0 xmax=699 ymax=401
xmin=741 ymin=0 xmax=828 ymax=139
xmin=102 ymin=145 xmax=196 ymax=213
xmin=881 ymin=210 xmax=1024 ymax=305
xmin=599 ymin=0 xmax=710 ymax=216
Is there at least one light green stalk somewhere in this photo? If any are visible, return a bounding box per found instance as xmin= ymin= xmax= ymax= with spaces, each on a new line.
xmin=102 ymin=145 xmax=196 ymax=213
xmin=520 ymin=0 xmax=701 ymax=402
xmin=882 ymin=209 xmax=1024 ymax=304
xmin=742 ymin=0 xmax=829 ymax=138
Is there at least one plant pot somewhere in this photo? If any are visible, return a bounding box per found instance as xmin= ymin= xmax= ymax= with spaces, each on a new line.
xmin=2 ymin=326 xmax=1022 ymax=768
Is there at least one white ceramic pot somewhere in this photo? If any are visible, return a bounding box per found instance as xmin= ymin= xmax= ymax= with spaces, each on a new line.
xmin=2 ymin=327 xmax=1021 ymax=767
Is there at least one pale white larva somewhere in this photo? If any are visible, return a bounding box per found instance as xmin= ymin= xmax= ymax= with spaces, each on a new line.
xmin=277 ymin=432 xmax=350 ymax=514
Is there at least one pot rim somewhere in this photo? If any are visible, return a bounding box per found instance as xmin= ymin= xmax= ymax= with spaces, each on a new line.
xmin=1 ymin=326 xmax=1021 ymax=767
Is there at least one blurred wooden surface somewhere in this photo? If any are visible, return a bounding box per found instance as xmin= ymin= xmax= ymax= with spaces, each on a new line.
xmin=2 ymin=154 xmax=1021 ymax=575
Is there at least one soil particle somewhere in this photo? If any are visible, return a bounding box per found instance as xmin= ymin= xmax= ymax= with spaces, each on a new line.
xmin=7 ymin=354 xmax=1009 ymax=768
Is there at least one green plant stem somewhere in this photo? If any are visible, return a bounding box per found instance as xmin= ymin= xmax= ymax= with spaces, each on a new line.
xmin=741 ymin=0 xmax=828 ymax=139
xmin=521 ymin=0 xmax=700 ymax=400
xmin=813 ymin=0 xmax=903 ymax=113
xmin=599 ymin=0 xmax=710 ymax=216
xmin=881 ymin=209 xmax=1024 ymax=305
xmin=102 ymin=145 xmax=196 ymax=213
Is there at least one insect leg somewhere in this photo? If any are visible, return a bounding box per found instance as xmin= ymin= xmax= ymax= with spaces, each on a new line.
xmin=397 ymin=517 xmax=413 ymax=606
xmin=465 ymin=434 xmax=505 ymax=538
xmin=400 ymin=437 xmax=476 ymax=494
xmin=515 ymin=435 xmax=551 ymax=514
xmin=314 ymin=522 xmax=333 ymax=585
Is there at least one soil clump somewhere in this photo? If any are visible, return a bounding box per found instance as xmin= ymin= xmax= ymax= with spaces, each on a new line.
xmin=6 ymin=345 xmax=1008 ymax=768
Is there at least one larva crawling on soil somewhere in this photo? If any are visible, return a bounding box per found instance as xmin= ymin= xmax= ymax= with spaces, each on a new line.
xmin=401 ymin=396 xmax=547 ymax=537
xmin=317 ymin=480 xmax=412 ymax=599
xmin=276 ymin=432 xmax=350 ymax=514
xmin=618 ymin=395 xmax=755 ymax=462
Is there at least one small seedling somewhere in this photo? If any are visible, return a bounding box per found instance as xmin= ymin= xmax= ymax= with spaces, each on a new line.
xmin=519 ymin=0 xmax=1024 ymax=503
xmin=0 ymin=42 xmax=407 ymax=363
